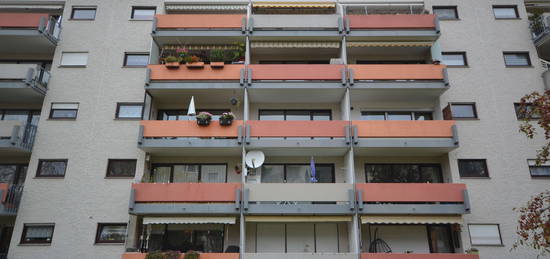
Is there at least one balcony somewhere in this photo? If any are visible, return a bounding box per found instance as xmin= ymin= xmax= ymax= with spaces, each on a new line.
xmin=247 ymin=64 xmax=346 ymax=87
xmin=243 ymin=183 xmax=354 ymax=215
xmin=152 ymin=14 xmax=247 ymax=41
xmin=244 ymin=120 xmax=350 ymax=155
xmin=0 ymin=64 xmax=49 ymax=104
xmin=146 ymin=64 xmax=245 ymax=89
xmin=361 ymin=254 xmax=479 ymax=259
xmin=138 ymin=120 xmax=243 ymax=155
xmin=122 ymin=253 xmax=238 ymax=259
xmin=248 ymin=14 xmax=343 ymax=38
xmin=0 ymin=121 xmax=37 ymax=155
xmin=351 ymin=121 xmax=458 ymax=156
xmin=345 ymin=14 xmax=440 ymax=41
xmin=356 ymin=183 xmax=470 ymax=215
xmin=0 ymin=13 xmax=60 ymax=54
xmin=0 ymin=183 xmax=23 ymax=215
xmin=129 ymin=182 xmax=241 ymax=215
xmin=530 ymin=16 xmax=550 ymax=60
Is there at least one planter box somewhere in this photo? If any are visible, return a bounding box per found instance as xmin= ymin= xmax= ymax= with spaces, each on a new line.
xmin=165 ymin=62 xmax=180 ymax=69
xmin=196 ymin=118 xmax=211 ymax=126
xmin=186 ymin=62 xmax=205 ymax=68
xmin=211 ymin=62 xmax=225 ymax=68
xmin=219 ymin=118 xmax=233 ymax=126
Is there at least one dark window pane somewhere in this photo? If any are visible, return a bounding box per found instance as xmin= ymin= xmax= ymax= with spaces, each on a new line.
xmin=458 ymin=160 xmax=489 ymax=177
xmin=504 ymin=53 xmax=530 ymax=66
xmin=0 ymin=165 xmax=16 ymax=183
xmin=36 ymin=160 xmax=67 ymax=177
xmin=366 ymin=164 xmax=442 ymax=183
xmin=361 ymin=112 xmax=386 ymax=120
xmin=72 ymin=8 xmax=96 ymax=19
xmin=312 ymin=111 xmax=331 ymax=121
xmin=164 ymin=226 xmax=224 ymax=253
xmin=514 ymin=103 xmax=541 ymax=119
xmin=433 ymin=7 xmax=458 ymax=19
xmin=106 ymin=160 xmax=136 ymax=177
xmin=387 ymin=112 xmax=413 ymax=121
xmin=117 ymin=104 xmax=143 ymax=118
xmin=96 ymin=224 xmax=126 ymax=243
xmin=315 ymin=165 xmax=334 ymax=183
xmin=529 ymin=166 xmax=550 ymax=177
xmin=124 ymin=54 xmax=149 ymax=67
xmin=21 ymin=225 xmax=54 ymax=244
xmin=428 ymin=225 xmax=454 ymax=253
xmin=451 ymin=104 xmax=476 ymax=118
xmin=50 ymin=110 xmax=77 ymax=119
xmin=259 ymin=110 xmax=284 ymax=120
xmin=415 ymin=112 xmax=433 ymax=120
xmin=286 ymin=165 xmax=309 ymax=183
xmin=261 ymin=165 xmax=284 ymax=183
xmin=2 ymin=111 xmax=29 ymax=123
xmin=132 ymin=8 xmax=155 ymax=20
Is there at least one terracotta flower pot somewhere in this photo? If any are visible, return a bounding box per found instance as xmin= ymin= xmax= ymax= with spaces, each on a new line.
xmin=210 ymin=62 xmax=225 ymax=68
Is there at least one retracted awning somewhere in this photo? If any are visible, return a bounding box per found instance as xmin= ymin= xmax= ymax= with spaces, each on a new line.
xmin=246 ymin=216 xmax=352 ymax=222
xmin=165 ymin=4 xmax=248 ymax=11
xmin=163 ymin=44 xmax=240 ymax=50
xmin=0 ymin=5 xmax=64 ymax=10
xmin=143 ymin=217 xmax=236 ymax=225
xmin=361 ymin=215 xmax=463 ymax=225
xmin=253 ymin=2 xmax=336 ymax=8
xmin=251 ymin=41 xmax=340 ymax=48
xmin=347 ymin=42 xmax=433 ymax=47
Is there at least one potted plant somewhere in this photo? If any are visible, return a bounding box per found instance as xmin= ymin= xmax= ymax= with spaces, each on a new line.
xmin=184 ymin=250 xmax=200 ymax=259
xmin=164 ymin=56 xmax=181 ymax=69
xmin=219 ymin=112 xmax=234 ymax=126
xmin=146 ymin=250 xmax=181 ymax=259
xmin=185 ymin=55 xmax=204 ymax=68
xmin=466 ymin=248 xmax=479 ymax=254
xmin=231 ymin=42 xmax=246 ymax=64
xmin=210 ymin=49 xmax=226 ymax=68
xmin=196 ymin=112 xmax=212 ymax=126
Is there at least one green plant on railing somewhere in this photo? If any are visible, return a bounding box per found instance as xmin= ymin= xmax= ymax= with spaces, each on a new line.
xmin=184 ymin=250 xmax=200 ymax=259
xmin=231 ymin=42 xmax=246 ymax=62
xmin=145 ymin=250 xmax=181 ymax=259
xmin=164 ymin=56 xmax=180 ymax=63
xmin=210 ymin=49 xmax=226 ymax=62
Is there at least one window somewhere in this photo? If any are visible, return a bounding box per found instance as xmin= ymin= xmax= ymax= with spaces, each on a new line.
xmin=468 ymin=224 xmax=503 ymax=246
xmin=365 ymin=164 xmax=443 ymax=183
xmin=123 ymin=53 xmax=149 ymax=67
xmin=442 ymin=52 xmax=468 ymax=66
xmin=458 ymin=159 xmax=489 ymax=178
xmin=20 ymin=224 xmax=54 ymax=244
xmin=361 ymin=111 xmax=433 ymax=121
xmin=528 ymin=160 xmax=550 ymax=177
xmin=157 ymin=109 xmax=230 ymax=121
xmin=0 ymin=164 xmax=27 ymax=185
xmin=151 ymin=164 xmax=227 ymax=183
xmin=493 ymin=5 xmax=519 ymax=19
xmin=433 ymin=6 xmax=458 ymax=20
xmin=149 ymin=224 xmax=224 ymax=253
xmin=131 ymin=7 xmax=156 ymax=20
xmin=116 ymin=103 xmax=143 ymax=119
xmin=259 ymin=110 xmax=331 ymax=120
xmin=71 ymin=7 xmax=96 ymax=20
xmin=95 ymin=223 xmax=127 ymax=244
xmin=0 ymin=110 xmax=40 ymax=125
xmin=503 ymin=52 xmax=531 ymax=67
xmin=36 ymin=159 xmax=67 ymax=177
xmin=106 ymin=159 xmax=136 ymax=178
xmin=60 ymin=52 xmax=88 ymax=67
xmin=514 ymin=103 xmax=541 ymax=119
xmin=49 ymin=103 xmax=79 ymax=119
xmin=443 ymin=103 xmax=478 ymax=120
xmin=260 ymin=164 xmax=334 ymax=183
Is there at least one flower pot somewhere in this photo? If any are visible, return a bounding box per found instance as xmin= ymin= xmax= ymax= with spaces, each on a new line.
xmin=186 ymin=62 xmax=205 ymax=68
xmin=210 ymin=62 xmax=225 ymax=68
xmin=219 ymin=118 xmax=233 ymax=126
xmin=165 ymin=62 xmax=180 ymax=69
xmin=196 ymin=118 xmax=211 ymax=126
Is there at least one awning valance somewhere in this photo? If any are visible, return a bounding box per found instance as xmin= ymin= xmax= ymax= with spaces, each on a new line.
xmin=0 ymin=5 xmax=64 ymax=10
xmin=253 ymin=2 xmax=336 ymax=8
xmin=361 ymin=215 xmax=463 ymax=225
xmin=251 ymin=41 xmax=340 ymax=48
xmin=165 ymin=4 xmax=248 ymax=11
xmin=163 ymin=44 xmax=240 ymax=50
xmin=144 ymin=217 xmax=236 ymax=225
xmin=246 ymin=216 xmax=352 ymax=222
xmin=347 ymin=42 xmax=432 ymax=48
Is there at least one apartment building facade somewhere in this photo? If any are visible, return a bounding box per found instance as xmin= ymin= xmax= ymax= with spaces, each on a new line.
xmin=0 ymin=0 xmax=548 ymax=259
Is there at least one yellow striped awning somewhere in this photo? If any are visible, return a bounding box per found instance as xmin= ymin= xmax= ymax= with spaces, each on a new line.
xmin=163 ymin=44 xmax=240 ymax=50
xmin=253 ymin=2 xmax=336 ymax=8
xmin=143 ymin=217 xmax=236 ymax=225
xmin=361 ymin=215 xmax=463 ymax=225
xmin=347 ymin=42 xmax=433 ymax=48
xmin=246 ymin=216 xmax=352 ymax=222
xmin=251 ymin=41 xmax=340 ymax=48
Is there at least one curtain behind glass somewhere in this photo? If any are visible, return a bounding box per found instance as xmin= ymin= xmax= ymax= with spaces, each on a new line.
xmin=286 ymin=165 xmax=309 ymax=183
xmin=200 ymin=165 xmax=226 ymax=183
xmin=152 ymin=166 xmax=171 ymax=183
xmin=366 ymin=164 xmax=442 ymax=183
xmin=174 ymin=165 xmax=199 ymax=182
xmin=261 ymin=165 xmax=284 ymax=183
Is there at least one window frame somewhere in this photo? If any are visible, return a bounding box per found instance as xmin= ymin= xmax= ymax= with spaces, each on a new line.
xmin=527 ymin=159 xmax=550 ymax=178
xmin=514 ymin=103 xmax=541 ymax=120
xmin=457 ymin=159 xmax=490 ymax=178
xmin=59 ymin=52 xmax=89 ymax=67
xmin=123 ymin=53 xmax=150 ymax=67
xmin=260 ymin=163 xmax=335 ymax=183
xmin=20 ymin=224 xmax=55 ymax=245
xmin=492 ymin=5 xmax=519 ymax=19
xmin=150 ymin=163 xmax=228 ymax=183
xmin=49 ymin=102 xmax=79 ymax=120
xmin=258 ymin=109 xmax=333 ymax=121
xmin=130 ymin=6 xmax=156 ymax=21
xmin=468 ymin=224 xmax=504 ymax=246
xmin=95 ymin=223 xmax=127 ymax=244
xmin=449 ymin=103 xmax=478 ymax=120
xmin=503 ymin=52 xmax=531 ymax=67
xmin=35 ymin=159 xmax=68 ymax=178
xmin=441 ymin=52 xmax=468 ymax=67
xmin=106 ymin=159 xmax=137 ymax=178
xmin=115 ymin=103 xmax=144 ymax=119
xmin=70 ymin=7 xmax=97 ymax=20
xmin=360 ymin=110 xmax=433 ymax=121
xmin=432 ymin=6 xmax=459 ymax=20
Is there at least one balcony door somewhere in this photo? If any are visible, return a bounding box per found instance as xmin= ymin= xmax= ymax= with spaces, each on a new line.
xmin=427 ymin=225 xmax=455 ymax=253
xmin=150 ymin=164 xmax=227 ymax=183
xmin=259 ymin=164 xmax=334 ymax=183
xmin=254 ymin=222 xmax=341 ymax=253
xmin=365 ymin=164 xmax=443 ymax=183
xmin=258 ymin=110 xmax=331 ymax=121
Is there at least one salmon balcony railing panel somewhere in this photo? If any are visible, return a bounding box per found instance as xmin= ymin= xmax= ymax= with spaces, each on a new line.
xmin=132 ymin=183 xmax=241 ymax=203
xmin=140 ymin=120 xmax=243 ymax=138
xmin=148 ymin=64 xmax=244 ymax=81
xmin=347 ymin=14 xmax=437 ymax=29
xmin=356 ymin=183 xmax=466 ymax=203
xmin=249 ymin=64 xmax=345 ymax=81
xmin=0 ymin=13 xmax=49 ymax=28
xmin=155 ymin=14 xmax=245 ymax=29
xmin=247 ymin=121 xmax=349 ymax=138
xmin=348 ymin=64 xmax=446 ymax=81
xmin=352 ymin=121 xmax=455 ymax=138
xmin=361 ymin=253 xmax=479 ymax=259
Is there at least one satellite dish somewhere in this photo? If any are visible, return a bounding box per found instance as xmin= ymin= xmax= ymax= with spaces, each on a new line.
xmin=245 ymin=150 xmax=265 ymax=169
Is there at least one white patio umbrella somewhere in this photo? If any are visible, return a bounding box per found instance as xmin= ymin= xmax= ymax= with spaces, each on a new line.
xmin=187 ymin=96 xmax=196 ymax=120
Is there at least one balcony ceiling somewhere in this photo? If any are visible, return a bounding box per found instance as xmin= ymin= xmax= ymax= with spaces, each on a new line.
xmin=147 ymin=89 xmax=244 ymax=107
xmin=0 ymin=35 xmax=56 ymax=55
xmin=248 ymin=88 xmax=346 ymax=103
xmin=153 ymin=35 xmax=245 ymax=46
xmin=0 ymin=86 xmax=45 ymax=105
xmin=247 ymin=146 xmax=350 ymax=156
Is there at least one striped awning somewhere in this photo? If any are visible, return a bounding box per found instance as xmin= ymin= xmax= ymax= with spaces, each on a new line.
xmin=347 ymin=42 xmax=433 ymax=48
xmin=251 ymin=41 xmax=340 ymax=48
xmin=165 ymin=4 xmax=248 ymax=11
xmin=163 ymin=44 xmax=240 ymax=50
xmin=253 ymin=2 xmax=336 ymax=8
xmin=143 ymin=217 xmax=236 ymax=225
xmin=246 ymin=216 xmax=352 ymax=222
xmin=0 ymin=5 xmax=64 ymax=10
xmin=361 ymin=215 xmax=463 ymax=225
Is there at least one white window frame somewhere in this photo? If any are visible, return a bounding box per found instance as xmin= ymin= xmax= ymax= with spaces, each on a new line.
xmin=468 ymin=224 xmax=503 ymax=246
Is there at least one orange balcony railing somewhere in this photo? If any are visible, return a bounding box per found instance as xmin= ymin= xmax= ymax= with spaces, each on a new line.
xmin=348 ymin=64 xmax=446 ymax=81
xmin=356 ymin=183 xmax=466 ymax=203
xmin=140 ymin=120 xmax=243 ymax=138
xmin=0 ymin=183 xmax=8 ymax=203
xmin=148 ymin=64 xmax=244 ymax=81
xmin=247 ymin=120 xmax=349 ymax=138
xmin=352 ymin=121 xmax=455 ymax=138
xmin=347 ymin=14 xmax=437 ymax=29
xmin=249 ymin=64 xmax=345 ymax=81
xmin=361 ymin=253 xmax=479 ymax=259
xmin=132 ymin=183 xmax=241 ymax=203
xmin=123 ymin=252 xmax=239 ymax=259
xmin=155 ymin=14 xmax=245 ymax=29
xmin=0 ymin=13 xmax=49 ymax=28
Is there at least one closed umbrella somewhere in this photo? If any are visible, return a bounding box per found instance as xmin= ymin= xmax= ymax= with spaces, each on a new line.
xmin=187 ymin=96 xmax=196 ymax=120
xmin=309 ymin=156 xmax=318 ymax=183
